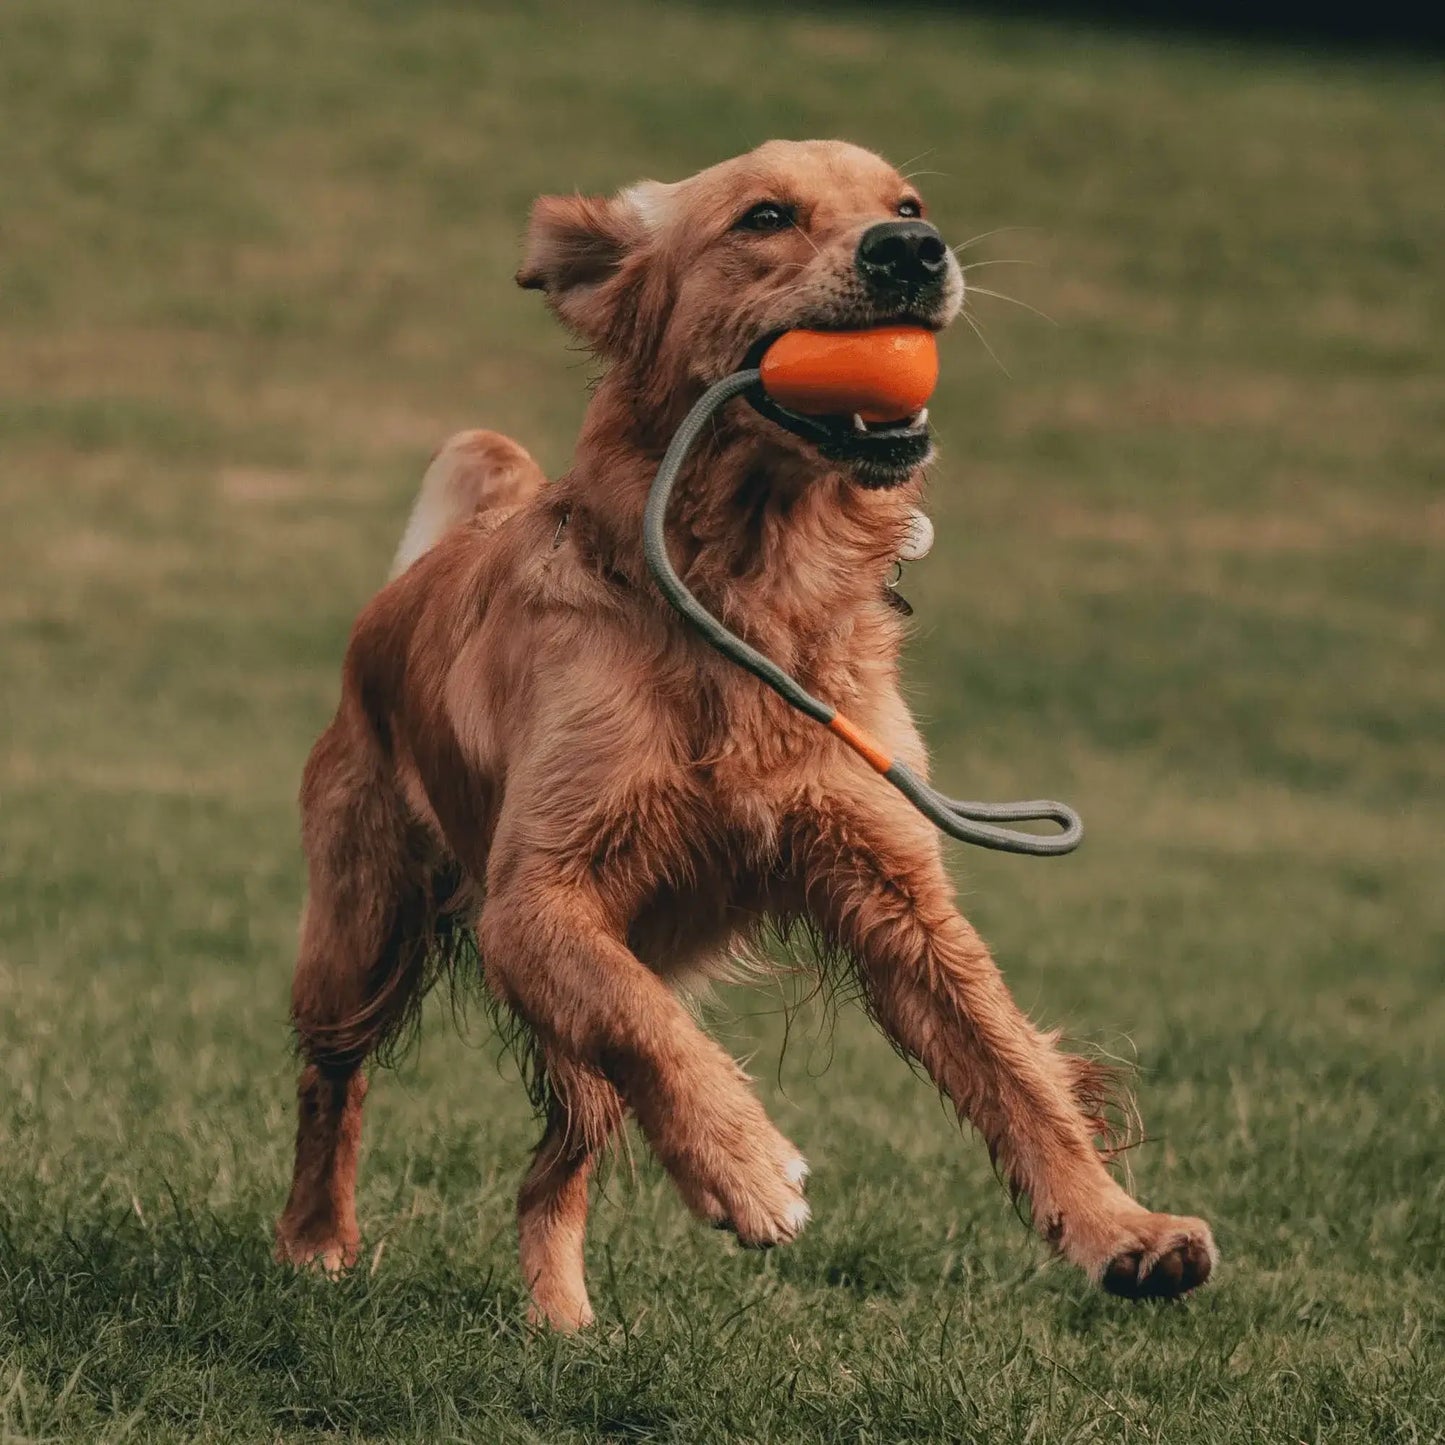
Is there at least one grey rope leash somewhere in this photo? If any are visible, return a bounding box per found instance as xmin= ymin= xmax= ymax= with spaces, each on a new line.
xmin=641 ymin=370 xmax=1083 ymax=857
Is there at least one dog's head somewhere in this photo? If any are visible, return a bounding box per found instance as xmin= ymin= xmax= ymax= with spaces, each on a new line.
xmin=517 ymin=140 xmax=963 ymax=487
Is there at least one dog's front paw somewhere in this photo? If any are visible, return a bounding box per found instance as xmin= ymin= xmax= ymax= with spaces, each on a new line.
xmin=705 ymin=1139 xmax=811 ymax=1249
xmin=1097 ymin=1213 xmax=1217 ymax=1300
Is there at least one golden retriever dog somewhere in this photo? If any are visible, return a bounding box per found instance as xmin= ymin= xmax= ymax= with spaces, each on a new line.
xmin=274 ymin=140 xmax=1216 ymax=1329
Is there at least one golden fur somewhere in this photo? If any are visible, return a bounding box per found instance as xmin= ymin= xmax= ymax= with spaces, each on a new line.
xmin=274 ymin=140 xmax=1215 ymax=1329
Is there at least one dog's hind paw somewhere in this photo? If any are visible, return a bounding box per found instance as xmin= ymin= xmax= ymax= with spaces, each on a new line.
xmin=274 ymin=1225 xmax=359 ymax=1278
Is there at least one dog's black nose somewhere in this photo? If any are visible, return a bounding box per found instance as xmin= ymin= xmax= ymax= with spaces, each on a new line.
xmin=856 ymin=220 xmax=949 ymax=295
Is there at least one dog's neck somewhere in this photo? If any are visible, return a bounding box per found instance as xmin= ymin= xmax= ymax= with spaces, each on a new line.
xmin=553 ymin=372 xmax=921 ymax=666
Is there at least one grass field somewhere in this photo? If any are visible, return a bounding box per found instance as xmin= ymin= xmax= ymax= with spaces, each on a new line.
xmin=2 ymin=1 xmax=1443 ymax=1440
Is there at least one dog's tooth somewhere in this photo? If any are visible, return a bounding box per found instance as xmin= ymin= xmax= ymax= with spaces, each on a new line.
xmin=852 ymin=413 xmax=868 ymax=434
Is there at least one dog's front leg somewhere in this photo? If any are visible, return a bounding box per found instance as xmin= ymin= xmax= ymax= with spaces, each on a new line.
xmin=795 ymin=791 xmax=1215 ymax=1298
xmin=479 ymin=869 xmax=811 ymax=1327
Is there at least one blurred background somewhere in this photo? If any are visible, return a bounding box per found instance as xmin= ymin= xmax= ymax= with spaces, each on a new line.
xmin=1 ymin=2 xmax=1441 ymax=1440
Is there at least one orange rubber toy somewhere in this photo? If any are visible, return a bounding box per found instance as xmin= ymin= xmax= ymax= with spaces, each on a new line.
xmin=759 ymin=325 xmax=939 ymax=423
xmin=640 ymin=323 xmax=1083 ymax=855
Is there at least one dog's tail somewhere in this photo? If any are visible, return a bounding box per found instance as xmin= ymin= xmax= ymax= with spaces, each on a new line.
xmin=390 ymin=429 xmax=546 ymax=579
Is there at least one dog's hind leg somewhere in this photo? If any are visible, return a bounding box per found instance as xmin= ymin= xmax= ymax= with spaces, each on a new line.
xmin=275 ymin=1063 xmax=369 ymax=1274
xmin=517 ymin=1055 xmax=625 ymax=1331
xmin=275 ymin=715 xmax=433 ymax=1273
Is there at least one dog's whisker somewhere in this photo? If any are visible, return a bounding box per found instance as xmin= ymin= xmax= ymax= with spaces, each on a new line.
xmin=967 ymin=286 xmax=1057 ymax=326
xmin=961 ymin=258 xmax=1037 ymax=272
xmin=962 ymin=309 xmax=1011 ymax=377
xmin=789 ymin=219 xmax=823 ymax=258
xmin=894 ymin=146 xmax=938 ymax=175
xmin=951 ymin=224 xmax=1038 ymax=255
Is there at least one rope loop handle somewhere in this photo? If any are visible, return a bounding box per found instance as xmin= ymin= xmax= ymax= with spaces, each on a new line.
xmin=641 ymin=370 xmax=1082 ymax=857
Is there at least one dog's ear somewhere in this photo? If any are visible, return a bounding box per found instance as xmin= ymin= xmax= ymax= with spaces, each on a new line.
xmin=516 ymin=192 xmax=650 ymax=350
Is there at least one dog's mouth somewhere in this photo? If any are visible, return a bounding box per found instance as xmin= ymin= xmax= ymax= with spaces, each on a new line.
xmin=740 ymin=325 xmax=935 ymax=488
xmin=792 ymin=403 xmax=932 ymax=489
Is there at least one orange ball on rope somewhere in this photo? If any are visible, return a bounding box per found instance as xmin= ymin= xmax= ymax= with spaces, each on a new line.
xmin=759 ymin=325 xmax=939 ymax=423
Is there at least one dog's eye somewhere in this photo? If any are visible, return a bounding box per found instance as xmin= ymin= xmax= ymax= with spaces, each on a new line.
xmin=735 ymin=202 xmax=794 ymax=233
xmin=897 ymin=198 xmax=923 ymax=219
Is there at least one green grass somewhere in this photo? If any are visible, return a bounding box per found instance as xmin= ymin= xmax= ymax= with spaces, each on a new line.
xmin=2 ymin=1 xmax=1443 ymax=1439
